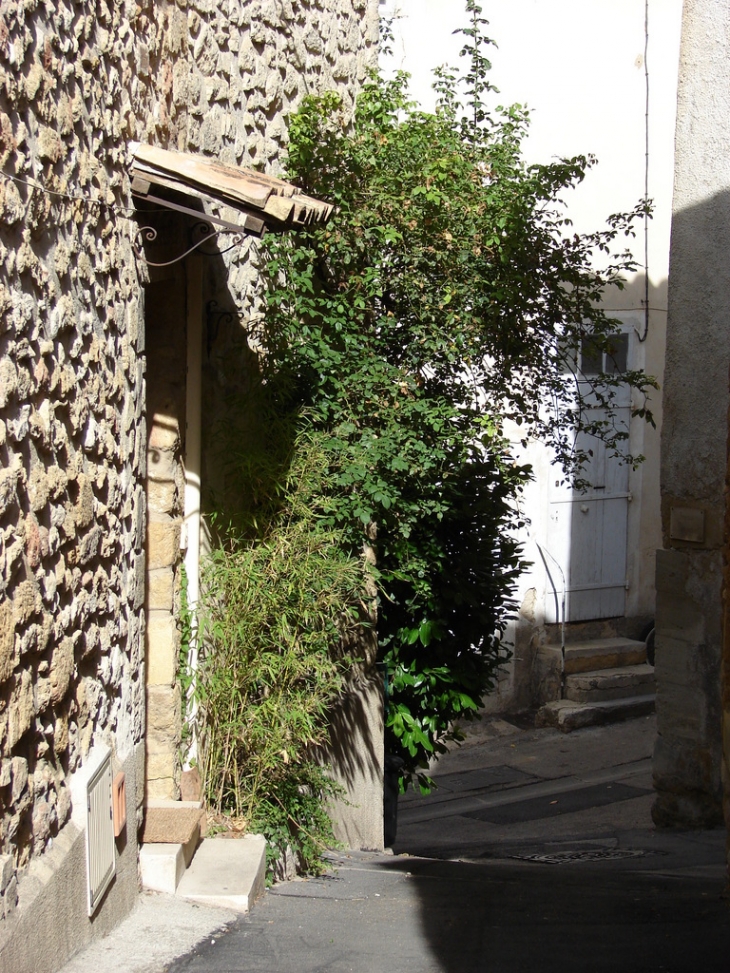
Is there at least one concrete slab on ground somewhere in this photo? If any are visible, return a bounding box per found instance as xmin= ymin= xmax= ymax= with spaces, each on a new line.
xmin=176 ymin=835 xmax=267 ymax=913
xmin=58 ymin=893 xmax=236 ymax=973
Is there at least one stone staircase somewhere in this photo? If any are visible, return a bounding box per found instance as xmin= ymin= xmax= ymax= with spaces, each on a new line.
xmin=535 ymin=636 xmax=655 ymax=732
xmin=139 ymin=800 xmax=267 ymax=912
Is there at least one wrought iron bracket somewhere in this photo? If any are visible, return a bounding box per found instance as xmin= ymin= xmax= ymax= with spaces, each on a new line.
xmin=132 ymin=190 xmax=264 ymax=268
xmin=205 ymin=300 xmax=237 ymax=358
xmin=136 ymin=222 xmax=246 ymax=267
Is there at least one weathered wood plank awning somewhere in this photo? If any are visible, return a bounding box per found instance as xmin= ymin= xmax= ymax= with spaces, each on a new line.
xmin=129 ymin=143 xmax=333 ymax=236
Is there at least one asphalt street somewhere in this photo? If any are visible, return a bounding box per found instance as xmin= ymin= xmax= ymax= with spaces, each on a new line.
xmin=62 ymin=714 xmax=730 ymax=973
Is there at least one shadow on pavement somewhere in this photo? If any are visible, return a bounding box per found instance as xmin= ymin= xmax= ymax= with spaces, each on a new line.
xmin=168 ymin=718 xmax=729 ymax=973
xmin=168 ymin=842 xmax=729 ymax=973
xmin=377 ymin=852 xmax=730 ymax=973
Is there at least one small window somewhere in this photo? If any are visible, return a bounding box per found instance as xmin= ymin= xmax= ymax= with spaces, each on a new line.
xmin=604 ymin=333 xmax=628 ymax=375
xmin=580 ymin=337 xmax=602 ymax=376
xmin=580 ymin=332 xmax=629 ymax=376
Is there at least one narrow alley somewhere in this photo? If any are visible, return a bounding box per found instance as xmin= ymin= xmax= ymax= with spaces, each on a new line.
xmin=62 ymin=714 xmax=729 ymax=973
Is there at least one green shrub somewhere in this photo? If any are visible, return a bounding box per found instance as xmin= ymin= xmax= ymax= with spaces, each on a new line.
xmin=252 ymin=4 xmax=654 ymax=785
xmin=195 ymin=432 xmax=368 ymax=875
xmin=193 ymin=3 xmax=656 ymax=873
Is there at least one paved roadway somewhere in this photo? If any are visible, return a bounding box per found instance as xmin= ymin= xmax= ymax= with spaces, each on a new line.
xmin=63 ymin=714 xmax=730 ymax=973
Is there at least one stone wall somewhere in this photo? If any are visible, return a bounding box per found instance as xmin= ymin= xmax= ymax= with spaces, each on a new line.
xmin=0 ymin=0 xmax=154 ymax=900
xmin=0 ymin=0 xmax=379 ymax=958
xmin=653 ymin=0 xmax=730 ymax=829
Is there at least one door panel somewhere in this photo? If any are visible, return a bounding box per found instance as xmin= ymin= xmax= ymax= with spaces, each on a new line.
xmin=545 ymin=392 xmax=630 ymax=623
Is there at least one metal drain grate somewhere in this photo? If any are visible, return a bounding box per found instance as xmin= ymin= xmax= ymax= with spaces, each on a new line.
xmin=510 ymin=849 xmax=664 ymax=864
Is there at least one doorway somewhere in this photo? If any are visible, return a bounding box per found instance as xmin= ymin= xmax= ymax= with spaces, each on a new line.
xmin=546 ymin=332 xmax=632 ymax=622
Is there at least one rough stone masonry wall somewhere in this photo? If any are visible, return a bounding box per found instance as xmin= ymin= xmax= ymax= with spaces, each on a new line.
xmin=184 ymin=0 xmax=382 ymax=342
xmin=0 ymin=0 xmax=380 ymax=925
xmin=0 ymin=0 xmax=160 ymax=909
xmin=0 ymin=0 xmax=221 ymax=930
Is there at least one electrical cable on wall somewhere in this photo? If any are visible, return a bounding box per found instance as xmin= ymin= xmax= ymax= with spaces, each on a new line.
xmin=639 ymin=0 xmax=650 ymax=343
xmin=0 ymin=167 xmax=165 ymax=219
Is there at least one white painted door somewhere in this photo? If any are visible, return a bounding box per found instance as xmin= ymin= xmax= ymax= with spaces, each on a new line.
xmin=545 ymin=333 xmax=631 ymax=622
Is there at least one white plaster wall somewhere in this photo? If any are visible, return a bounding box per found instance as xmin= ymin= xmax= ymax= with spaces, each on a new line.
xmin=384 ymin=0 xmax=678 ymax=268
xmin=381 ymin=3 xmax=682 ymax=701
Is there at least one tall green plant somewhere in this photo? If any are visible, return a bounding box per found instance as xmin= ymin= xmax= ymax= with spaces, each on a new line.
xmin=252 ymin=3 xmax=655 ymax=786
xmin=196 ymin=433 xmax=368 ymax=873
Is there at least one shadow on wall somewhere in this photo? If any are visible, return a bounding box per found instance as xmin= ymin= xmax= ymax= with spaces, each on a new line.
xmin=325 ymin=675 xmax=382 ymax=793
xmin=652 ymin=187 xmax=730 ymax=831
xmin=321 ymin=669 xmax=385 ymax=850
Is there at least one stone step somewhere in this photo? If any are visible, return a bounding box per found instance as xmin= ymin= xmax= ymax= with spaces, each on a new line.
xmin=139 ymin=801 xmax=205 ymax=895
xmin=176 ymin=835 xmax=267 ymax=913
xmin=563 ymin=638 xmax=647 ymax=674
xmin=141 ymin=803 xmax=205 ymax=845
xmin=139 ymin=843 xmax=188 ymax=895
xmin=535 ymin=694 xmax=655 ymax=732
xmin=564 ymin=663 xmax=656 ymax=703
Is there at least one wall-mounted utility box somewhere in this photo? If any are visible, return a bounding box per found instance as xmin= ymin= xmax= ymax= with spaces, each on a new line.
xmin=85 ymin=748 xmax=116 ymax=915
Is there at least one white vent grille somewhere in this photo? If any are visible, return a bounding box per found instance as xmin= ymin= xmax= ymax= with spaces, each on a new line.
xmin=85 ymin=751 xmax=116 ymax=915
